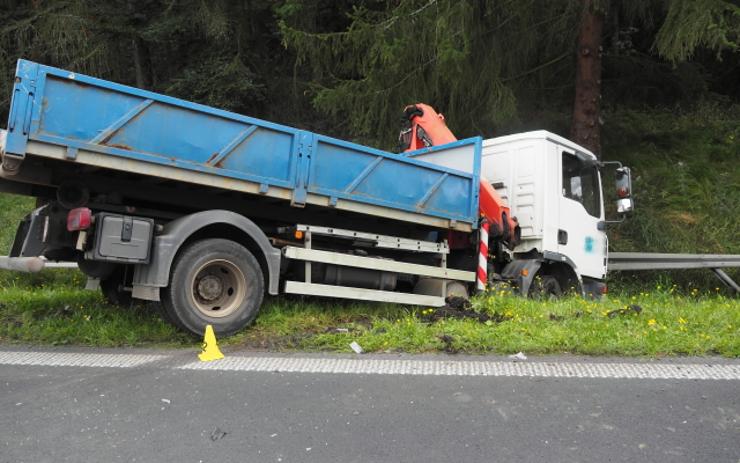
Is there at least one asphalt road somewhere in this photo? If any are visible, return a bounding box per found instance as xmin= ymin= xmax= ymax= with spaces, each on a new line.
xmin=1 ymin=348 xmax=738 ymax=463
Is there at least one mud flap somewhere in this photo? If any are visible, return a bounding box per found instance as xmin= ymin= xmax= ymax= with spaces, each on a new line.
xmin=501 ymin=259 xmax=542 ymax=296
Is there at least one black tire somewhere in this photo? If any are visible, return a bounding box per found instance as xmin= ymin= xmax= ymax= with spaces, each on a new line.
xmin=528 ymin=274 xmax=563 ymax=300
xmin=100 ymin=267 xmax=133 ymax=307
xmin=162 ymin=238 xmax=264 ymax=337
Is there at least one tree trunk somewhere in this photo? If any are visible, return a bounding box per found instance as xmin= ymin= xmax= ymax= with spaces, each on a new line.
xmin=570 ymin=0 xmax=604 ymax=158
xmin=132 ymin=37 xmax=151 ymax=89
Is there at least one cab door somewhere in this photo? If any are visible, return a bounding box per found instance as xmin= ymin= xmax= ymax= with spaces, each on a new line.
xmin=557 ymin=149 xmax=606 ymax=280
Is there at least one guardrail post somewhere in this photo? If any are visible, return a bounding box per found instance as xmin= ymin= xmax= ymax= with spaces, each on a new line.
xmin=711 ymin=269 xmax=739 ymax=294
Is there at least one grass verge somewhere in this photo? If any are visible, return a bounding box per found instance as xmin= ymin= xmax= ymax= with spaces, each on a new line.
xmin=1 ymin=270 xmax=737 ymax=356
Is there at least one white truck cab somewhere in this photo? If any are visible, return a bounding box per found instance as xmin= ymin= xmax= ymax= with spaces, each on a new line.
xmin=481 ymin=131 xmax=618 ymax=297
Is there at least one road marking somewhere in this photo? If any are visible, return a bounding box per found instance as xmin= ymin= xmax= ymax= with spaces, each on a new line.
xmin=0 ymin=350 xmax=737 ymax=380
xmin=0 ymin=351 xmax=167 ymax=368
xmin=178 ymin=356 xmax=740 ymax=380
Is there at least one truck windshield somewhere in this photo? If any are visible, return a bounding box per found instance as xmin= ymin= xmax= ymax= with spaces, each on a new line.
xmin=562 ymin=152 xmax=601 ymax=218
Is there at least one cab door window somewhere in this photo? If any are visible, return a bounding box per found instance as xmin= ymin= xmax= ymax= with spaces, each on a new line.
xmin=562 ymin=152 xmax=601 ymax=218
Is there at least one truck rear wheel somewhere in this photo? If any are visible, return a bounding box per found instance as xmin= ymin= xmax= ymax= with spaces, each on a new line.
xmin=162 ymin=238 xmax=264 ymax=336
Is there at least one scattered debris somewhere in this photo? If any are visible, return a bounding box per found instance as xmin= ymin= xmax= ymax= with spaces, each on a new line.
xmin=420 ymin=295 xmax=513 ymax=323
xmin=549 ymin=313 xmax=565 ymax=321
xmin=438 ymin=334 xmax=454 ymax=344
xmin=437 ymin=334 xmax=458 ymax=354
xmin=160 ymin=398 xmax=171 ymax=404
xmin=210 ymin=427 xmax=228 ymax=441
xmin=607 ymin=304 xmax=643 ymax=318
xmin=508 ymin=352 xmax=527 ymax=361
xmin=349 ymin=341 xmax=364 ymax=354
xmin=419 ymin=306 xmax=511 ymax=324
xmin=59 ymin=305 xmax=73 ymax=317
xmin=445 ymin=296 xmax=470 ymax=309
xmin=324 ymin=327 xmax=350 ymax=333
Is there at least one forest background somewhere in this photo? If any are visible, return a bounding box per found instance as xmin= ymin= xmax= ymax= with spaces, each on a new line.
xmin=0 ymin=0 xmax=738 ymax=287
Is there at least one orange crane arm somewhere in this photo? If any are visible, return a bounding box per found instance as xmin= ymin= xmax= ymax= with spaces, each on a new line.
xmin=399 ymin=103 xmax=519 ymax=247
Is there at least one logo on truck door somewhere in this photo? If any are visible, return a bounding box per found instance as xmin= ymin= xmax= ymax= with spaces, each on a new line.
xmin=584 ymin=236 xmax=595 ymax=253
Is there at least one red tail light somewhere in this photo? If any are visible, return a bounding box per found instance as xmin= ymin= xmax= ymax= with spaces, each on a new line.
xmin=600 ymin=285 xmax=608 ymax=295
xmin=67 ymin=207 xmax=92 ymax=231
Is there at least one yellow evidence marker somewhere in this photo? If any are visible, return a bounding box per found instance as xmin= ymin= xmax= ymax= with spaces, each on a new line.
xmin=198 ymin=325 xmax=225 ymax=362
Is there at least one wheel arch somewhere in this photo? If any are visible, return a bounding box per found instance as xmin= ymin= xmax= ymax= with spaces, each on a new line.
xmin=539 ymin=251 xmax=583 ymax=295
xmin=132 ymin=210 xmax=281 ymax=300
xmin=502 ymin=251 xmax=584 ymax=297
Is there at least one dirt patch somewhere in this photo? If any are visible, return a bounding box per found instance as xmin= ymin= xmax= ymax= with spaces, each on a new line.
xmin=606 ymin=304 xmax=642 ymax=318
xmin=418 ymin=297 xmax=512 ymax=324
xmin=437 ymin=334 xmax=459 ymax=354
xmin=665 ymin=211 xmax=699 ymax=225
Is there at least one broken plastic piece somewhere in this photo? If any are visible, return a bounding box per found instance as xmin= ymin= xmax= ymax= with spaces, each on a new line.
xmin=349 ymin=341 xmax=364 ymax=354
xmin=508 ymin=351 xmax=527 ymax=361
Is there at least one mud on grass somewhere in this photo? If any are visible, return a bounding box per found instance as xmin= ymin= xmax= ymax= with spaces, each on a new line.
xmin=1 ymin=271 xmax=738 ymax=356
xmin=244 ymin=290 xmax=738 ymax=357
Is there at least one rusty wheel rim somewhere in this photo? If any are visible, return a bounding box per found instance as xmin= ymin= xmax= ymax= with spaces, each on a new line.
xmin=189 ymin=259 xmax=246 ymax=318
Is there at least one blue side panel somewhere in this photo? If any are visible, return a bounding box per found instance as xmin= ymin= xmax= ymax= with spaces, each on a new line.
xmin=3 ymin=60 xmax=39 ymax=156
xmin=308 ymin=135 xmax=480 ymax=222
xmin=35 ymin=73 xmax=299 ymax=188
xmin=3 ymin=59 xmax=480 ymax=227
xmin=40 ymin=75 xmax=144 ymax=141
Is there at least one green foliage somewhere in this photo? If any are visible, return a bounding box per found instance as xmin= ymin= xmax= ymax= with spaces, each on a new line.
xmin=1 ymin=0 xmax=737 ymax=144
xmin=0 ymin=284 xmax=190 ymax=347
xmin=278 ymin=0 xmax=581 ymax=147
xmin=0 ymin=2 xmax=737 ymax=317
xmin=0 ymin=0 xmax=279 ymax=122
xmin=604 ymin=102 xmax=740 ymax=254
xmin=654 ymin=0 xmax=740 ymax=62
xmin=0 ymin=193 xmax=33 ymax=255
xmin=602 ymin=102 xmax=740 ymax=287
xmin=165 ymin=55 xmax=264 ymax=113
xmin=1 ymin=279 xmax=737 ymax=356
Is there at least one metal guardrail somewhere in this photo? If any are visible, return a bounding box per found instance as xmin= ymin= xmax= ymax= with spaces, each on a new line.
xmin=608 ymin=253 xmax=740 ymax=271
xmin=608 ymin=252 xmax=740 ymax=293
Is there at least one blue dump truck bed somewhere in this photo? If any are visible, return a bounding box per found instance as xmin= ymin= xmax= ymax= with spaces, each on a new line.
xmin=1 ymin=60 xmax=481 ymax=232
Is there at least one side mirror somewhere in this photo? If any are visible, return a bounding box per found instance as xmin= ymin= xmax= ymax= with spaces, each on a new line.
xmin=615 ymin=167 xmax=633 ymax=213
xmin=617 ymin=197 xmax=633 ymax=214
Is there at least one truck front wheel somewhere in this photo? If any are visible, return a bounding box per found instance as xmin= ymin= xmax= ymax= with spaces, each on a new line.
xmin=528 ymin=274 xmax=563 ymax=300
xmin=162 ymin=238 xmax=264 ymax=336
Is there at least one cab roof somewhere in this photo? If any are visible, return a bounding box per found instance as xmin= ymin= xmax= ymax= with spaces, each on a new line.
xmin=483 ymin=130 xmax=598 ymax=160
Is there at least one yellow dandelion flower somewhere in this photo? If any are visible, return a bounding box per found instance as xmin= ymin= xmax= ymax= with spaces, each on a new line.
xmin=647 ymin=319 xmax=656 ymax=326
